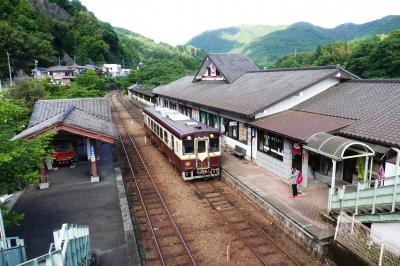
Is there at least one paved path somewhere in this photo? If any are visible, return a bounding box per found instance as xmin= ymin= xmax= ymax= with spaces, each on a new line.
xmin=8 ymin=143 xmax=139 ymax=266
xmin=222 ymin=152 xmax=335 ymax=239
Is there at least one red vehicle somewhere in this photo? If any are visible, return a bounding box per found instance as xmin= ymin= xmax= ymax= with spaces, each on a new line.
xmin=143 ymin=106 xmax=221 ymax=180
xmin=52 ymin=142 xmax=75 ymax=166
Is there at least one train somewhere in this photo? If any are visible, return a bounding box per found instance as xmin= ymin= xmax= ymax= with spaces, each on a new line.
xmin=143 ymin=106 xmax=221 ymax=180
xmin=52 ymin=141 xmax=75 ymax=167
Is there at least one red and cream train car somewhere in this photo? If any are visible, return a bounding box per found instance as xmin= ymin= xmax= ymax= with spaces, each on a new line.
xmin=143 ymin=106 xmax=221 ymax=180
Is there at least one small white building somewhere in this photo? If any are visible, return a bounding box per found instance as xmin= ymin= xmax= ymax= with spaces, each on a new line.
xmin=102 ymin=64 xmax=122 ymax=77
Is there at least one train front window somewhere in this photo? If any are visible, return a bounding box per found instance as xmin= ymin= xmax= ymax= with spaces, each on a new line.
xmin=183 ymin=136 xmax=194 ymax=155
xmin=53 ymin=143 xmax=71 ymax=152
xmin=198 ymin=141 xmax=206 ymax=153
xmin=209 ymin=135 xmax=219 ymax=152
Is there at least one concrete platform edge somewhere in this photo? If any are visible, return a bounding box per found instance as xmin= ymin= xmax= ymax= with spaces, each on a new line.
xmin=114 ymin=167 xmax=141 ymax=266
xmin=222 ymin=168 xmax=332 ymax=256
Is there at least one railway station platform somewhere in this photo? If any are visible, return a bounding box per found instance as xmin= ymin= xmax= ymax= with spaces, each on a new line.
xmin=7 ymin=143 xmax=140 ymax=266
xmin=221 ymin=151 xmax=336 ymax=256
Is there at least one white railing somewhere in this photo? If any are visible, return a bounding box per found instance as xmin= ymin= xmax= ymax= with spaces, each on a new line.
xmin=18 ymin=224 xmax=90 ymax=266
xmin=335 ymin=211 xmax=400 ymax=266
xmin=329 ymin=176 xmax=400 ymax=214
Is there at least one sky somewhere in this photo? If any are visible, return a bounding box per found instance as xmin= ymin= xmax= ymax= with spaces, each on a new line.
xmin=80 ymin=0 xmax=400 ymax=46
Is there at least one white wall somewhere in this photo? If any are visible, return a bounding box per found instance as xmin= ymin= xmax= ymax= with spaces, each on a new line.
xmin=255 ymin=78 xmax=340 ymax=119
xmin=223 ymin=129 xmax=251 ymax=159
xmin=255 ymin=139 xmax=293 ymax=180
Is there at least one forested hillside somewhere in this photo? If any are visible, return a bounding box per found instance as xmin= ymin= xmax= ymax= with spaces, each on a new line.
xmin=272 ymin=30 xmax=400 ymax=78
xmin=0 ymin=0 xmax=205 ymax=78
xmin=187 ymin=25 xmax=287 ymax=53
xmin=187 ymin=15 xmax=400 ymax=64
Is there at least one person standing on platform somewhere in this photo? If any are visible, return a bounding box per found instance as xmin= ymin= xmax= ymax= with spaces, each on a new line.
xmin=289 ymin=167 xmax=299 ymax=199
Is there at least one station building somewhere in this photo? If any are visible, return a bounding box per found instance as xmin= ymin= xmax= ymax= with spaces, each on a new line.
xmin=129 ymin=54 xmax=400 ymax=192
xmin=12 ymin=98 xmax=117 ymax=187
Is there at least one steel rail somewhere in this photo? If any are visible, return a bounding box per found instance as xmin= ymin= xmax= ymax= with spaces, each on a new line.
xmin=193 ymin=181 xmax=299 ymax=266
xmin=110 ymin=92 xmax=197 ymax=266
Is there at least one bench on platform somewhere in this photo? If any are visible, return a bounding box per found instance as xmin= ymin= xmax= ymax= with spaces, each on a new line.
xmin=232 ymin=145 xmax=246 ymax=159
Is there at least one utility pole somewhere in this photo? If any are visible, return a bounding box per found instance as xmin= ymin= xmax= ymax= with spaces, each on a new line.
xmin=58 ymin=57 xmax=61 ymax=65
xmin=0 ymin=71 xmax=3 ymax=91
xmin=294 ymin=48 xmax=297 ymax=58
xmin=34 ymin=60 xmax=38 ymax=77
xmin=122 ymin=58 xmax=125 ymax=69
xmin=6 ymin=51 xmax=12 ymax=86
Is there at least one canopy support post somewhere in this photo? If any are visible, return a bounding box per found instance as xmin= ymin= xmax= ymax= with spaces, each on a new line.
xmin=364 ymin=156 xmax=369 ymax=182
xmin=329 ymin=159 xmax=337 ymax=212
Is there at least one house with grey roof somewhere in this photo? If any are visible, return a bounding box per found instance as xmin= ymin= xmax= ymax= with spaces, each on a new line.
xmin=47 ymin=65 xmax=75 ymax=85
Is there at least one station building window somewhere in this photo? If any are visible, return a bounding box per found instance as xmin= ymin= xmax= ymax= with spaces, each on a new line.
xmin=222 ymin=118 xmax=247 ymax=143
xmin=209 ymin=133 xmax=219 ymax=152
xmin=257 ymin=130 xmax=283 ymax=161
xmin=200 ymin=111 xmax=208 ymax=124
xmin=183 ymin=135 xmax=194 ymax=155
xmin=170 ymin=101 xmax=177 ymax=110
xmin=208 ymin=113 xmax=219 ymax=129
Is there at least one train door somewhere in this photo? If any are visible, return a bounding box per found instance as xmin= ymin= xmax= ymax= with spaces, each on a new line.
xmin=195 ymin=137 xmax=210 ymax=169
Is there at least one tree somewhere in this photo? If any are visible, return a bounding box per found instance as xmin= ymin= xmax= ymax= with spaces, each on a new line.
xmin=6 ymin=78 xmax=44 ymax=108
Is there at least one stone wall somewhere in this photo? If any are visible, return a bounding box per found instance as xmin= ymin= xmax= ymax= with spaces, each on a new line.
xmin=222 ymin=170 xmax=331 ymax=256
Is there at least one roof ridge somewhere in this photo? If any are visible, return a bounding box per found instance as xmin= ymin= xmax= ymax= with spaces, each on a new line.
xmin=61 ymin=105 xmax=76 ymax=122
xmin=349 ymin=79 xmax=400 ymax=83
xmin=292 ymin=109 xmax=357 ymax=120
xmin=247 ymin=65 xmax=340 ymax=73
xmin=38 ymin=97 xmax=105 ymax=102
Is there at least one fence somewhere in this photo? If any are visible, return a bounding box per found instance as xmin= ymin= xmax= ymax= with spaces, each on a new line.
xmin=335 ymin=211 xmax=400 ymax=266
xmin=0 ymin=237 xmax=26 ymax=266
xmin=18 ymin=224 xmax=91 ymax=266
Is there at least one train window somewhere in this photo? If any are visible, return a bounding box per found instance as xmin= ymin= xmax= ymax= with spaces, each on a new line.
xmin=172 ymin=136 xmax=175 ymax=151
xmin=183 ymin=136 xmax=194 ymax=155
xmin=163 ymin=130 xmax=168 ymax=143
xmin=198 ymin=140 xmax=206 ymax=153
xmin=209 ymin=135 xmax=219 ymax=152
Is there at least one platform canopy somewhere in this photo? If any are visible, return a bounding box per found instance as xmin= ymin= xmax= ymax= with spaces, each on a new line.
xmin=12 ymin=98 xmax=117 ymax=144
xmin=304 ymin=132 xmax=375 ymax=161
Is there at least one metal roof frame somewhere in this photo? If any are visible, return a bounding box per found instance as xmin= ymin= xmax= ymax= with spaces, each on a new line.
xmin=304 ymin=132 xmax=375 ymax=161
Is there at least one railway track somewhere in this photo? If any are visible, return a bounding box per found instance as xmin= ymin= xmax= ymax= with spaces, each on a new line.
xmin=192 ymin=180 xmax=298 ymax=266
xmin=110 ymin=92 xmax=197 ymax=266
xmin=115 ymin=92 xmax=299 ymax=265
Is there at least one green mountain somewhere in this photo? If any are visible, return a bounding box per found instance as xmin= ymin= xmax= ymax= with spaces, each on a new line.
xmin=0 ymin=0 xmax=205 ymax=76
xmin=187 ymin=15 xmax=400 ymax=64
xmin=186 ymin=24 xmax=287 ymax=53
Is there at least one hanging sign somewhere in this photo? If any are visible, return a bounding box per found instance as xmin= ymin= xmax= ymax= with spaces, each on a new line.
xmin=90 ymin=146 xmax=96 ymax=162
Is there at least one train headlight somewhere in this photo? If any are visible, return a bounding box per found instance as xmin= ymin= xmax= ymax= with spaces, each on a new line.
xmin=184 ymin=161 xmax=191 ymax=167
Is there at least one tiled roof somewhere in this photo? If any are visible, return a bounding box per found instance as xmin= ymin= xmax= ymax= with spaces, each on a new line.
xmin=48 ymin=65 xmax=74 ymax=72
xmin=251 ymin=110 xmax=353 ymax=141
xmin=294 ymin=80 xmax=400 ymax=147
xmin=203 ymin=54 xmax=259 ymax=83
xmin=128 ymin=84 xmax=155 ymax=97
xmin=29 ymin=98 xmax=112 ymax=127
xmin=12 ymin=102 xmax=117 ymax=141
xmin=154 ymin=66 xmax=348 ymax=117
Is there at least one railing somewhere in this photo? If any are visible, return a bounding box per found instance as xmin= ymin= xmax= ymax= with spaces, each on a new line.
xmin=329 ymin=176 xmax=400 ymax=216
xmin=18 ymin=224 xmax=90 ymax=266
xmin=335 ymin=211 xmax=400 ymax=266
xmin=0 ymin=237 xmax=26 ymax=266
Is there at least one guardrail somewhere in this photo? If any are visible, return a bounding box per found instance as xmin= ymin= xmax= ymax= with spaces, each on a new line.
xmin=18 ymin=224 xmax=90 ymax=266
xmin=329 ymin=175 xmax=400 ymax=216
xmin=0 ymin=237 xmax=26 ymax=266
